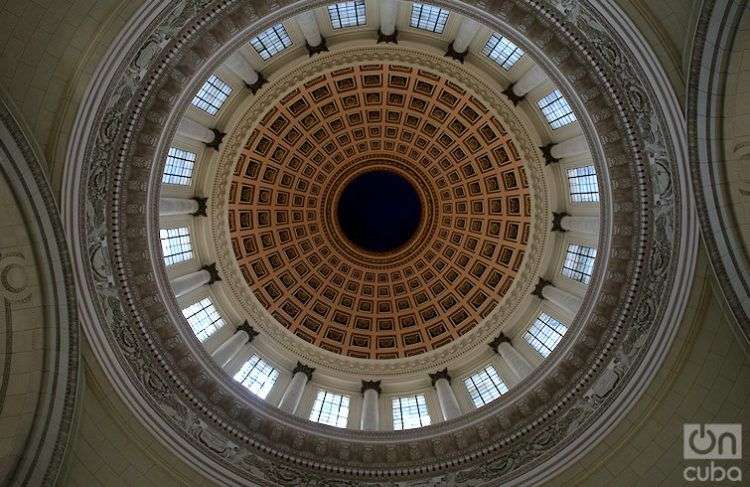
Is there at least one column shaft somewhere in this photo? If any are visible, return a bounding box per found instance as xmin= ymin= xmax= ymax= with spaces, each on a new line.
xmin=434 ymin=379 xmax=462 ymax=420
xmin=379 ymin=0 xmax=398 ymax=35
xmin=225 ymin=52 xmax=259 ymax=86
xmin=560 ymin=215 xmax=599 ymax=236
xmin=170 ymin=269 xmax=211 ymax=297
xmin=211 ymin=330 xmax=250 ymax=368
xmin=497 ymin=341 xmax=534 ymax=381
xmin=278 ymin=371 xmax=308 ymax=414
xmin=512 ymin=65 xmax=547 ymax=97
xmin=159 ymin=198 xmax=199 ymax=217
xmin=296 ymin=11 xmax=322 ymax=47
xmin=452 ymin=19 xmax=479 ymax=53
xmin=542 ymin=284 xmax=583 ymax=316
xmin=361 ymin=389 xmax=380 ymax=430
xmin=177 ymin=118 xmax=214 ymax=144
xmin=550 ymin=135 xmax=588 ymax=159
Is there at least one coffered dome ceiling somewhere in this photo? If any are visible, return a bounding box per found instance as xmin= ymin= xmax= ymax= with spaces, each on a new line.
xmin=227 ymin=63 xmax=532 ymax=359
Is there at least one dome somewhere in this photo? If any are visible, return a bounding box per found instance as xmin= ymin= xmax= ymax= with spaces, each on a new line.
xmin=3 ymin=0 xmax=748 ymax=486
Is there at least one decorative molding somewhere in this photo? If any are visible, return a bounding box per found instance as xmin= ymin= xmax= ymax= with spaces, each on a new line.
xmin=502 ymin=83 xmax=524 ymax=105
xmin=237 ymin=320 xmax=259 ymax=342
xmin=245 ymin=73 xmax=268 ymax=95
xmin=539 ymin=142 xmax=560 ymax=165
xmin=205 ymin=128 xmax=225 ymax=150
xmin=201 ymin=263 xmax=221 ymax=285
xmin=551 ymin=211 xmax=569 ymax=232
xmin=377 ymin=28 xmax=398 ymax=44
xmin=488 ymin=333 xmax=511 ymax=353
xmin=191 ymin=197 xmax=208 ymax=217
xmin=306 ymin=37 xmax=329 ymax=57
xmin=531 ymin=278 xmax=552 ymax=299
xmin=360 ymin=380 xmax=382 ymax=394
xmin=444 ymin=41 xmax=466 ymax=63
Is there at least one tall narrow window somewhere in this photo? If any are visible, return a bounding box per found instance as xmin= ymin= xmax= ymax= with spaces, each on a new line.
xmin=309 ymin=390 xmax=350 ymax=428
xmin=561 ymin=244 xmax=597 ymax=284
xmin=524 ymin=313 xmax=568 ymax=358
xmin=328 ymin=0 xmax=366 ymax=29
xmin=160 ymin=227 xmax=193 ymax=266
xmin=250 ymin=24 xmax=292 ymax=60
xmin=392 ymin=394 xmax=431 ymax=430
xmin=191 ymin=75 xmax=232 ymax=115
xmin=483 ymin=34 xmax=524 ymax=70
xmin=567 ymin=165 xmax=600 ymax=203
xmin=464 ymin=365 xmax=509 ymax=407
xmin=162 ymin=148 xmax=197 ymax=185
xmin=182 ymin=297 xmax=225 ymax=341
xmin=234 ymin=355 xmax=279 ymax=399
xmin=410 ymin=3 xmax=449 ymax=33
xmin=537 ymin=89 xmax=576 ymax=129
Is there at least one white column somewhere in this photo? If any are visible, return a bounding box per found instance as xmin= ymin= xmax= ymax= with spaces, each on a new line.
xmin=512 ymin=64 xmax=547 ymax=97
xmin=452 ymin=19 xmax=479 ymax=53
xmin=296 ymin=11 xmax=322 ymax=47
xmin=160 ymin=198 xmax=199 ymax=217
xmin=496 ymin=340 xmax=534 ymax=382
xmin=379 ymin=0 xmax=398 ymax=36
xmin=430 ymin=370 xmax=461 ymax=421
xmin=225 ymin=51 xmax=259 ymax=86
xmin=360 ymin=381 xmax=380 ymax=431
xmin=560 ymin=215 xmax=599 ymax=236
xmin=177 ymin=118 xmax=214 ymax=144
xmin=550 ymin=135 xmax=588 ymax=159
xmin=211 ymin=329 xmax=251 ymax=368
xmin=542 ymin=284 xmax=583 ymax=316
xmin=278 ymin=363 xmax=314 ymax=414
xmin=170 ymin=269 xmax=211 ymax=297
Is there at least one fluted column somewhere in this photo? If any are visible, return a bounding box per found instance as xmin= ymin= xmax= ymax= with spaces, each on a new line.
xmin=360 ymin=380 xmax=381 ymax=431
xmin=211 ymin=322 xmax=259 ymax=368
xmin=378 ymin=0 xmax=398 ymax=39
xmin=550 ymin=135 xmax=588 ymax=159
xmin=170 ymin=263 xmax=221 ymax=297
xmin=177 ymin=118 xmax=224 ymax=149
xmin=225 ymin=52 xmax=266 ymax=93
xmin=489 ymin=334 xmax=533 ymax=382
xmin=542 ymin=284 xmax=583 ymax=316
xmin=513 ymin=65 xmax=547 ymax=97
xmin=296 ymin=12 xmax=327 ymax=55
xmin=278 ymin=362 xmax=315 ymax=414
xmin=159 ymin=197 xmax=207 ymax=217
xmin=446 ymin=18 xmax=479 ymax=61
xmin=429 ymin=369 xmax=461 ymax=421
xmin=552 ymin=213 xmax=599 ymax=236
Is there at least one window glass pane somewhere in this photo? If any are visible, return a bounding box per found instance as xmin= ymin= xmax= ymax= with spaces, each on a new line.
xmin=160 ymin=227 xmax=193 ymax=265
xmin=250 ymin=24 xmax=293 ymax=60
xmin=482 ymin=34 xmax=524 ymax=70
xmin=567 ymin=165 xmax=600 ymax=203
xmin=409 ymin=3 xmax=449 ymax=33
xmin=392 ymin=394 xmax=431 ymax=430
xmin=523 ymin=313 xmax=568 ymax=358
xmin=561 ymin=244 xmax=597 ymax=284
xmin=233 ymin=355 xmax=279 ymax=399
xmin=328 ymin=0 xmax=366 ymax=29
xmin=537 ymin=89 xmax=576 ymax=129
xmin=182 ymin=297 xmax=225 ymax=341
xmin=309 ymin=390 xmax=350 ymax=428
xmin=191 ymin=74 xmax=232 ymax=115
xmin=464 ymin=365 xmax=509 ymax=407
xmin=162 ymin=148 xmax=196 ymax=185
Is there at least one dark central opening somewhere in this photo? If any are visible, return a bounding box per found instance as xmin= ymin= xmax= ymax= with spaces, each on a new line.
xmin=337 ymin=171 xmax=422 ymax=252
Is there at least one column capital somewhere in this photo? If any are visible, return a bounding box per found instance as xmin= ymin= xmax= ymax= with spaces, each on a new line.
xmin=502 ymin=83 xmax=524 ymax=105
xmin=306 ymin=37 xmax=328 ymax=57
xmin=444 ymin=41 xmax=467 ymax=63
xmin=236 ymin=320 xmax=259 ymax=342
xmin=377 ymin=28 xmax=398 ymax=44
xmin=429 ymin=368 xmax=451 ymax=386
xmin=531 ymin=277 xmax=552 ymax=299
xmin=539 ymin=143 xmax=560 ymax=165
xmin=488 ymin=332 xmax=512 ymax=352
xmin=246 ymin=72 xmax=268 ymax=95
xmin=201 ymin=263 xmax=222 ymax=285
xmin=206 ymin=128 xmax=226 ymax=150
xmin=361 ymin=380 xmax=381 ymax=395
xmin=293 ymin=361 xmax=315 ymax=381
xmin=191 ymin=197 xmax=208 ymax=217
xmin=551 ymin=211 xmax=569 ymax=232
